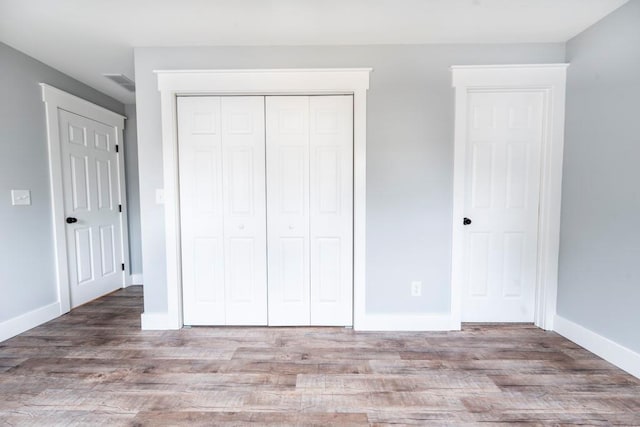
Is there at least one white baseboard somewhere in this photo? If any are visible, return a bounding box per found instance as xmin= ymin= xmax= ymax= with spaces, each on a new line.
xmin=130 ymin=274 xmax=144 ymax=286
xmin=355 ymin=313 xmax=454 ymax=331
xmin=554 ymin=315 xmax=640 ymax=379
xmin=0 ymin=302 xmax=61 ymax=342
xmin=141 ymin=312 xmax=179 ymax=330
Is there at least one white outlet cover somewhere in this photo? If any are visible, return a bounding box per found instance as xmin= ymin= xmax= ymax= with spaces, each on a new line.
xmin=11 ymin=189 xmax=31 ymax=206
xmin=411 ymin=281 xmax=422 ymax=297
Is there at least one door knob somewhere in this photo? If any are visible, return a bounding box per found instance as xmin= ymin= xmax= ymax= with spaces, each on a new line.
xmin=66 ymin=217 xmax=78 ymax=224
xmin=463 ymin=217 xmax=472 ymax=226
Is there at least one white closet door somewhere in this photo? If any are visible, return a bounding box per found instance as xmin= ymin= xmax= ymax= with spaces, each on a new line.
xmin=266 ymin=96 xmax=311 ymax=325
xmin=309 ymin=96 xmax=353 ymax=326
xmin=220 ymin=97 xmax=267 ymax=325
xmin=461 ymin=91 xmax=544 ymax=322
xmin=178 ymin=96 xmax=267 ymax=325
xmin=179 ymin=97 xmax=226 ymax=325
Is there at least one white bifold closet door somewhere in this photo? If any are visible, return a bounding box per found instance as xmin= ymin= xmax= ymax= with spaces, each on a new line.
xmin=266 ymin=96 xmax=353 ymax=326
xmin=178 ymin=96 xmax=267 ymax=325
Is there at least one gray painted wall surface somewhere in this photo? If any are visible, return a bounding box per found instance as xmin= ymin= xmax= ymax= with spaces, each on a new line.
xmin=0 ymin=42 xmax=125 ymax=323
xmin=558 ymin=0 xmax=640 ymax=353
xmin=124 ymin=104 xmax=142 ymax=275
xmin=134 ymin=43 xmax=565 ymax=315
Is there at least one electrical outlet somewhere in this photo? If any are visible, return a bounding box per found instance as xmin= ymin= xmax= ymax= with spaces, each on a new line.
xmin=411 ymin=281 xmax=422 ymax=297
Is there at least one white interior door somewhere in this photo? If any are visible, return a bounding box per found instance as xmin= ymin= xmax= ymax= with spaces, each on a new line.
xmin=461 ymin=91 xmax=544 ymax=322
xmin=309 ymin=96 xmax=353 ymax=326
xmin=59 ymin=109 xmax=123 ymax=307
xmin=266 ymin=96 xmax=311 ymax=325
xmin=178 ymin=96 xmax=267 ymax=325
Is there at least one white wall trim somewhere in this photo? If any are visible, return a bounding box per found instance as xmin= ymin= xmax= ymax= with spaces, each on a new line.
xmin=40 ymin=84 xmax=129 ymax=313
xmin=140 ymin=312 xmax=174 ymax=330
xmin=0 ymin=302 xmax=61 ymax=343
xmin=451 ymin=64 xmax=569 ymax=71
xmin=555 ymin=315 xmax=640 ymax=379
xmin=154 ymin=68 xmax=371 ymax=330
xmin=450 ymin=64 xmax=569 ymax=330
xmin=130 ymin=274 xmax=144 ymax=286
xmin=356 ymin=313 xmax=456 ymax=331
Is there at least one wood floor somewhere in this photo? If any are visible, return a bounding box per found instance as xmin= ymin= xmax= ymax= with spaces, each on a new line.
xmin=0 ymin=286 xmax=638 ymax=426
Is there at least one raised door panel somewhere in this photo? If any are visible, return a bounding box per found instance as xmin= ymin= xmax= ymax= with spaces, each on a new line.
xmin=221 ymin=97 xmax=267 ymax=325
xmin=177 ymin=97 xmax=226 ymax=325
xmin=59 ymin=110 xmax=123 ymax=308
xmin=74 ymin=227 xmax=94 ymax=285
xmin=266 ymin=96 xmax=311 ymax=326
xmin=309 ymin=96 xmax=353 ymax=326
xmin=69 ymin=154 xmax=90 ymax=212
xmin=462 ymin=92 xmax=544 ymax=322
xmin=99 ymin=225 xmax=116 ymax=277
xmin=95 ymin=158 xmax=114 ymax=211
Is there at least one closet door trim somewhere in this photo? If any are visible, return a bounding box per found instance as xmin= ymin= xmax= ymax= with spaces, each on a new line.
xmin=153 ymin=68 xmax=370 ymax=330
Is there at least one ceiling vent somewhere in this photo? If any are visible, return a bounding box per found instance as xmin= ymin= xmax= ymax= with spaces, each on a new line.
xmin=103 ymin=74 xmax=135 ymax=92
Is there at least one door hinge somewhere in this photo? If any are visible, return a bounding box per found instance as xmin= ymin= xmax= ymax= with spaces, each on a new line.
xmin=118 ymin=204 xmax=122 ymax=213
xmin=115 ymin=145 xmax=119 ymax=153
xmin=121 ymin=263 xmax=125 ymax=271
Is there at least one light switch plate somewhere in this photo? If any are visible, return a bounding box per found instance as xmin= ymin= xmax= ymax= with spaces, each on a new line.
xmin=155 ymin=189 xmax=165 ymax=205
xmin=11 ymin=190 xmax=31 ymax=206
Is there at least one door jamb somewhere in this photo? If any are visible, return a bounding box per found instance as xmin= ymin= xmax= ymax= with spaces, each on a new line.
xmin=41 ymin=84 xmax=129 ymax=313
xmin=152 ymin=69 xmax=370 ymax=330
xmin=450 ymin=64 xmax=569 ymax=331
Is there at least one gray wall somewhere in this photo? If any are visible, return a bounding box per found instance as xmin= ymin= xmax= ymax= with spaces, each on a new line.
xmin=0 ymin=42 xmax=125 ymax=323
xmin=134 ymin=43 xmax=565 ymax=315
xmin=558 ymin=0 xmax=640 ymax=353
xmin=124 ymin=104 xmax=143 ymax=275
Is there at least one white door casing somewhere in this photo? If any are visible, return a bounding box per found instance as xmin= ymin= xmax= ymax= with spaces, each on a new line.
xmin=41 ymin=84 xmax=128 ymax=314
xmin=152 ymin=69 xmax=370 ymax=331
xmin=309 ymin=96 xmax=354 ymax=326
xmin=451 ymin=65 xmax=568 ymax=330
xmin=178 ymin=96 xmax=267 ymax=325
xmin=461 ymin=91 xmax=544 ymax=322
xmin=266 ymin=96 xmax=311 ymax=325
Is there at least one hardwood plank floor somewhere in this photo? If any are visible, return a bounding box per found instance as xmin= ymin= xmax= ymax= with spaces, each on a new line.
xmin=1 ymin=286 xmax=638 ymax=426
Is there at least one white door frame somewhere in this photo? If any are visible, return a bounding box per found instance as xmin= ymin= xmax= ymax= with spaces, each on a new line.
xmin=153 ymin=69 xmax=370 ymax=329
xmin=450 ymin=64 xmax=568 ymax=331
xmin=41 ymin=84 xmax=129 ymax=314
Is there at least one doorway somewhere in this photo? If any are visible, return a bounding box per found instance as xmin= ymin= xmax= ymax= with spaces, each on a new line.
xmin=178 ymin=95 xmax=354 ymax=326
xmin=41 ymin=84 xmax=129 ymax=312
xmin=152 ymin=68 xmax=370 ymax=331
xmin=450 ymin=64 xmax=569 ymax=329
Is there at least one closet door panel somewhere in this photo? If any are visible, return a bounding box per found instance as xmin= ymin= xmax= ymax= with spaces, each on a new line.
xmin=266 ymin=96 xmax=311 ymax=326
xmin=309 ymin=96 xmax=354 ymax=326
xmin=178 ymin=97 xmax=226 ymax=325
xmin=221 ymin=97 xmax=267 ymax=325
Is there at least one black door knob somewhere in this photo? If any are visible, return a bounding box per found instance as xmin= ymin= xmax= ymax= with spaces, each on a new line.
xmin=66 ymin=217 xmax=78 ymax=224
xmin=463 ymin=217 xmax=472 ymax=226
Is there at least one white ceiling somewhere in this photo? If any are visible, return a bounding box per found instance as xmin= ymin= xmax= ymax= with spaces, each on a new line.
xmin=0 ymin=0 xmax=629 ymax=104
